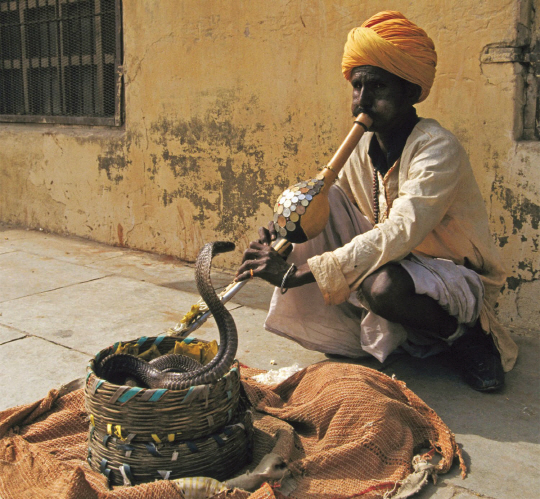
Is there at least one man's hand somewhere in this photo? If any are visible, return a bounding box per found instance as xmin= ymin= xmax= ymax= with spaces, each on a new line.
xmin=256 ymin=222 xmax=278 ymax=246
xmin=235 ymin=223 xmax=315 ymax=288
xmin=235 ymin=240 xmax=291 ymax=286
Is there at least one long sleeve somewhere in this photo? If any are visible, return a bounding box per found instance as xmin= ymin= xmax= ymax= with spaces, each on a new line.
xmin=308 ymin=127 xmax=466 ymax=305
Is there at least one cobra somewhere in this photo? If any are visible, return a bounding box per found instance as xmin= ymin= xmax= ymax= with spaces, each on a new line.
xmin=97 ymin=241 xmax=238 ymax=389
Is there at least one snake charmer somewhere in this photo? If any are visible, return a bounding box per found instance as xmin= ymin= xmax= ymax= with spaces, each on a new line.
xmin=235 ymin=10 xmax=518 ymax=392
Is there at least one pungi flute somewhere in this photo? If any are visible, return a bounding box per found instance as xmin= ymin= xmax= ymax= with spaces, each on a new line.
xmin=173 ymin=113 xmax=373 ymax=337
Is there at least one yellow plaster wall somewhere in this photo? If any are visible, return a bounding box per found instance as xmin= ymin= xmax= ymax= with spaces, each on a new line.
xmin=0 ymin=0 xmax=538 ymax=328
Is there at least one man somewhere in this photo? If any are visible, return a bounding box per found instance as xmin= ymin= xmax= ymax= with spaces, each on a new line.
xmin=235 ymin=11 xmax=517 ymax=391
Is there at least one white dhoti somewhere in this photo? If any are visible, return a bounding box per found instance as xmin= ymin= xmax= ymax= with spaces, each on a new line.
xmin=264 ymin=186 xmax=485 ymax=363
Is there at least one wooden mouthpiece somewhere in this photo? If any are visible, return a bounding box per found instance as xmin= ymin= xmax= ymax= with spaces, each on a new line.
xmin=322 ymin=113 xmax=373 ymax=181
xmin=272 ymin=112 xmax=373 ymax=244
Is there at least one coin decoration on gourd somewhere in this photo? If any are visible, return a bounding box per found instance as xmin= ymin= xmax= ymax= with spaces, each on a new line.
xmin=269 ymin=112 xmax=372 ymax=255
xmin=172 ymin=113 xmax=373 ymax=337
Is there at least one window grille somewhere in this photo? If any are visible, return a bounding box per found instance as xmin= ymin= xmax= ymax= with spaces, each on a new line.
xmin=522 ymin=4 xmax=539 ymax=140
xmin=0 ymin=0 xmax=122 ymax=125
xmin=481 ymin=2 xmax=540 ymax=141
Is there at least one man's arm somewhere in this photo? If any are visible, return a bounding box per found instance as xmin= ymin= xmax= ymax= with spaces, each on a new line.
xmin=309 ymin=130 xmax=466 ymax=305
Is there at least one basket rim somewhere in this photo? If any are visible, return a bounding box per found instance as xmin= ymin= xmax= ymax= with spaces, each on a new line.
xmin=84 ymin=335 xmax=243 ymax=441
xmin=86 ymin=334 xmax=240 ymax=396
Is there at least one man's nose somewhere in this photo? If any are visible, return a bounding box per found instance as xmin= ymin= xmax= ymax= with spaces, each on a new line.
xmin=357 ymin=87 xmax=373 ymax=108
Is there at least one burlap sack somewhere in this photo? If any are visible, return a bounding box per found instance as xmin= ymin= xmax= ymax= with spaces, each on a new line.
xmin=0 ymin=362 xmax=465 ymax=499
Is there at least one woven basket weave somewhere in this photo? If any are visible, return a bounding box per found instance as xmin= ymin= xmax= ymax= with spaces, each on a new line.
xmin=88 ymin=403 xmax=253 ymax=486
xmin=85 ymin=335 xmax=251 ymax=485
xmin=85 ymin=335 xmax=241 ymax=441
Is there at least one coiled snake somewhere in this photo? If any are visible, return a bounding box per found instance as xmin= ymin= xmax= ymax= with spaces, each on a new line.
xmin=97 ymin=241 xmax=238 ymax=389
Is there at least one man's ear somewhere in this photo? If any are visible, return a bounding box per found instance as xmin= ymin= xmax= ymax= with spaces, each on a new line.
xmin=406 ymin=82 xmax=422 ymax=105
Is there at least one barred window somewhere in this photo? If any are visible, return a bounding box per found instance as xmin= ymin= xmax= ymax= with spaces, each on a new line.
xmin=0 ymin=0 xmax=122 ymax=126
xmin=522 ymin=4 xmax=539 ymax=140
xmin=481 ymin=2 xmax=539 ymax=141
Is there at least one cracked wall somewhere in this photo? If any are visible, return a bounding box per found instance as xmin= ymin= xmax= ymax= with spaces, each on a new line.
xmin=0 ymin=0 xmax=538 ymax=329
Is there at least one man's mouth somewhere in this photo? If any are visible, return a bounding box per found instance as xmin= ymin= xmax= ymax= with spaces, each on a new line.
xmin=354 ymin=107 xmax=373 ymax=119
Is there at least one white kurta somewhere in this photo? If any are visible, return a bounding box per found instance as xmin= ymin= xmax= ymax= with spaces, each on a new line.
xmin=269 ymin=119 xmax=518 ymax=370
xmin=265 ymin=185 xmax=484 ymax=363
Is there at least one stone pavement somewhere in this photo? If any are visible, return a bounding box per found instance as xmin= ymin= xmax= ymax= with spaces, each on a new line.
xmin=0 ymin=224 xmax=538 ymax=498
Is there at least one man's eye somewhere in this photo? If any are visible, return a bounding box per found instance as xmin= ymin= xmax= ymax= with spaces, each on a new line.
xmin=375 ymin=83 xmax=385 ymax=90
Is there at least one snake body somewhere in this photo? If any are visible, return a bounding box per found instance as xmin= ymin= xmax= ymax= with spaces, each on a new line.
xmin=97 ymin=241 xmax=238 ymax=389
xmin=148 ymin=354 xmax=202 ymax=372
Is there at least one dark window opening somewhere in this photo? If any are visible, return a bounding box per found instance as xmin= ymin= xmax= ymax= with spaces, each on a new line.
xmin=0 ymin=0 xmax=122 ymax=126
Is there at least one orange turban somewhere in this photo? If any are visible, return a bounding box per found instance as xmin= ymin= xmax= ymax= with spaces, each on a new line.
xmin=342 ymin=11 xmax=437 ymax=103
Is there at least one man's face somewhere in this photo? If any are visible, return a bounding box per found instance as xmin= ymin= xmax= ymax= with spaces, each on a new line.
xmin=350 ymin=65 xmax=416 ymax=134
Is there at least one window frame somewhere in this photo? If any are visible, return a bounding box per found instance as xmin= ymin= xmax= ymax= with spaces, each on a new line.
xmin=0 ymin=0 xmax=123 ymax=126
xmin=522 ymin=6 xmax=540 ymax=141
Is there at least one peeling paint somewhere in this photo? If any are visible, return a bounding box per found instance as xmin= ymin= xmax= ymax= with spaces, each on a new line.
xmin=506 ymin=276 xmax=522 ymax=291
xmin=491 ymin=175 xmax=540 ymax=233
xmin=98 ymin=140 xmax=132 ymax=184
xmin=147 ymin=90 xmax=299 ymax=237
xmin=492 ymin=169 xmax=540 ymax=292
xmin=98 ymin=153 xmax=129 ymax=184
xmin=97 ymin=133 xmax=138 ymax=184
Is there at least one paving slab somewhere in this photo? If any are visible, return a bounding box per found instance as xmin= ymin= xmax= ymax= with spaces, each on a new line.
xmin=0 ymin=248 xmax=14 ymax=256
xmin=88 ymin=251 xmax=197 ymax=285
xmin=0 ymin=275 xmax=325 ymax=372
xmin=87 ymin=252 xmax=232 ymax=294
xmin=162 ymin=276 xmax=276 ymax=311
xmin=0 ymin=275 xmax=208 ymax=355
xmin=387 ymin=335 xmax=539 ymax=443
xmin=0 ymin=251 xmax=107 ymax=303
xmin=0 ymin=324 xmax=26 ymax=345
xmin=196 ymin=304 xmax=328 ymax=369
xmin=90 ymin=252 xmax=276 ymax=310
xmin=434 ymin=486 xmax=495 ymax=499
xmin=0 ymin=228 xmax=52 ymax=255
xmin=0 ymin=227 xmax=39 ymax=240
xmin=0 ymin=229 xmax=125 ymax=265
xmin=368 ymin=333 xmax=540 ymax=499
xmin=0 ymin=335 xmax=89 ymax=410
xmin=0 ymin=228 xmax=38 ymax=255
xmin=416 ymin=436 xmax=537 ymax=498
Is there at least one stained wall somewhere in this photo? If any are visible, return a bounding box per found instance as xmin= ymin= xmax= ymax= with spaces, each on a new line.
xmin=0 ymin=0 xmax=538 ymax=328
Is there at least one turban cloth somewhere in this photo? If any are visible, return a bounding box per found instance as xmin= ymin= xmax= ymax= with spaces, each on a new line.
xmin=342 ymin=11 xmax=437 ymax=103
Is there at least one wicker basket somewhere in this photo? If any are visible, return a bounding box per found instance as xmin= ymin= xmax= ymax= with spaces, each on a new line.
xmin=88 ymin=402 xmax=253 ymax=486
xmin=85 ymin=335 xmax=241 ymax=441
xmin=85 ymin=335 xmax=251 ymax=485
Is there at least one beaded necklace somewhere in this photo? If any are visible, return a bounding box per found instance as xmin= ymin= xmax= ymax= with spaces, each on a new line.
xmin=368 ymin=111 xmax=419 ymax=226
xmin=372 ymin=168 xmax=380 ymax=224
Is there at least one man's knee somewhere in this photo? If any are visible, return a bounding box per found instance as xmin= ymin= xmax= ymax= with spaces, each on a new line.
xmin=360 ymin=264 xmax=415 ymax=317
